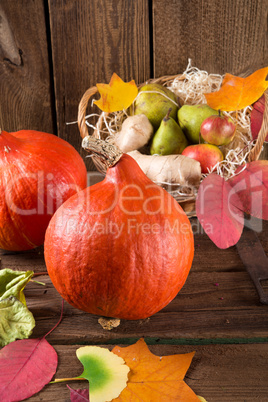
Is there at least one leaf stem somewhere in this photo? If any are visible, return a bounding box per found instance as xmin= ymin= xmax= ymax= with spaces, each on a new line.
xmin=30 ymin=279 xmax=46 ymax=286
xmin=50 ymin=376 xmax=86 ymax=384
xmin=44 ymin=298 xmax=64 ymax=339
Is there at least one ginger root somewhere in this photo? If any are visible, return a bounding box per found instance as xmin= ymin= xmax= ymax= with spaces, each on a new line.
xmin=128 ymin=150 xmax=201 ymax=187
xmin=114 ymin=114 xmax=153 ymax=153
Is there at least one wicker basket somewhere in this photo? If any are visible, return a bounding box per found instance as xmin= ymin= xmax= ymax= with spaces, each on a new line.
xmin=77 ymin=73 xmax=268 ymax=217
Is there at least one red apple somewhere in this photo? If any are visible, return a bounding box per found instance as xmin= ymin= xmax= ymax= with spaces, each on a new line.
xmin=182 ymin=144 xmax=224 ymax=174
xmin=200 ymin=115 xmax=236 ymax=146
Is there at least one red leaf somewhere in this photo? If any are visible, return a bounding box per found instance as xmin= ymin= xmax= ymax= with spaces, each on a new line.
xmin=196 ymin=173 xmax=244 ymax=248
xmin=229 ymin=161 xmax=268 ymax=220
xmin=67 ymin=385 xmax=90 ymax=401
xmin=250 ymin=95 xmax=268 ymax=142
xmin=0 ymin=337 xmax=57 ymax=401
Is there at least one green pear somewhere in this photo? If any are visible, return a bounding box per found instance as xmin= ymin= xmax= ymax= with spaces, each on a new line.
xmin=150 ymin=109 xmax=188 ymax=155
xmin=177 ymin=104 xmax=218 ymax=143
xmin=132 ymin=83 xmax=178 ymax=131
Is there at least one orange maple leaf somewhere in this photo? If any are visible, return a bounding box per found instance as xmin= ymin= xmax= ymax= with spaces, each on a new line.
xmin=205 ymin=67 xmax=268 ymax=111
xmin=94 ymin=73 xmax=138 ymax=113
xmin=112 ymin=338 xmax=199 ymax=401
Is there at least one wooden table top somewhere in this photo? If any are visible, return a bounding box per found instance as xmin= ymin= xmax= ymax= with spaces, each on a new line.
xmin=1 ymin=219 xmax=267 ymax=401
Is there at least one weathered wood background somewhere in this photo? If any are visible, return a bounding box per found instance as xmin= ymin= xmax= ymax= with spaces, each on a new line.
xmin=1 ymin=0 xmax=268 ymax=165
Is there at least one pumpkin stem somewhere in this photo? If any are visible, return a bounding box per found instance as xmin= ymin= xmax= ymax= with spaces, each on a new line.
xmin=82 ymin=136 xmax=123 ymax=172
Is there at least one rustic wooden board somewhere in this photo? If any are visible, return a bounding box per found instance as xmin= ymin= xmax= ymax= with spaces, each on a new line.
xmin=152 ymin=0 xmax=268 ymax=76
xmin=1 ymin=221 xmax=267 ymax=343
xmin=27 ymin=343 xmax=268 ymax=401
xmin=48 ymin=0 xmax=151 ymax=167
xmin=23 ymin=273 xmax=268 ymax=343
xmin=1 ymin=224 xmax=267 ymax=400
xmin=0 ymin=1 xmax=54 ymax=134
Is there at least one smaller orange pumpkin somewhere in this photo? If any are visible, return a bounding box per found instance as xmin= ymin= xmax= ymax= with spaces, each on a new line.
xmin=0 ymin=129 xmax=87 ymax=251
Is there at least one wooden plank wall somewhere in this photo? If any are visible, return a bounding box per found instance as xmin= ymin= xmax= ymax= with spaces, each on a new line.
xmin=0 ymin=1 xmax=54 ymax=134
xmin=153 ymin=0 xmax=268 ymax=77
xmin=1 ymin=0 xmax=268 ymax=163
xmin=47 ymin=0 xmax=150 ymax=164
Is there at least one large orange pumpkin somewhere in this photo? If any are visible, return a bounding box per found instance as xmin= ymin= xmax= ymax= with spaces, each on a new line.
xmin=0 ymin=130 xmax=87 ymax=251
xmin=44 ymin=138 xmax=194 ymax=320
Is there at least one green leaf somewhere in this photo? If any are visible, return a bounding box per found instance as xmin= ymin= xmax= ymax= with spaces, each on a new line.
xmin=0 ymin=296 xmax=35 ymax=347
xmin=76 ymin=346 xmax=129 ymax=402
xmin=0 ymin=268 xmax=34 ymax=306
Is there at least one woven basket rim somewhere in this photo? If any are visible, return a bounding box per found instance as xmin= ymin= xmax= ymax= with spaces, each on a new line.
xmin=78 ymin=73 xmax=267 ymax=161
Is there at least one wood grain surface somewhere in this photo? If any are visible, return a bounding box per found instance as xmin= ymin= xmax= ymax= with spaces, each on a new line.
xmin=152 ymin=0 xmax=268 ymax=77
xmin=0 ymin=1 xmax=54 ymax=134
xmin=1 ymin=220 xmax=266 ymax=344
xmin=1 ymin=221 xmax=267 ymax=401
xmin=48 ymin=0 xmax=150 ymax=169
xmin=27 ymin=344 xmax=268 ymax=402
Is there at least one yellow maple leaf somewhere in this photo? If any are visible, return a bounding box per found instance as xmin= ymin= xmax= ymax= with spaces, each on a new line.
xmin=94 ymin=73 xmax=138 ymax=113
xmin=112 ymin=338 xmax=199 ymax=401
xmin=205 ymin=66 xmax=268 ymax=111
